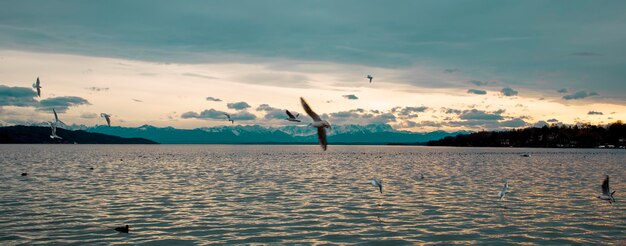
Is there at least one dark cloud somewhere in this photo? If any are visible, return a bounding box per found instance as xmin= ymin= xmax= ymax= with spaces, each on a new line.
xmin=443 ymin=108 xmax=462 ymax=114
xmin=226 ymin=101 xmax=251 ymax=110
xmin=547 ymin=118 xmax=559 ymax=122
xmin=86 ymin=87 xmax=109 ymax=92
xmin=132 ymin=99 xmax=143 ymax=102
xmin=392 ymin=106 xmax=428 ymax=117
xmin=557 ymin=88 xmax=567 ymax=93
xmin=0 ymin=85 xmax=38 ymax=107
xmin=443 ymin=68 xmax=459 ymax=73
xmin=467 ymin=89 xmax=487 ymax=95
xmin=342 ymin=94 xmax=359 ymax=100
xmin=569 ymin=52 xmax=602 ymax=57
xmin=501 ymin=87 xmax=518 ymax=96
xmin=469 ymin=80 xmax=488 ymax=86
xmin=256 ymin=104 xmax=294 ymax=120
xmin=181 ymin=108 xmax=256 ymax=121
xmin=37 ymin=96 xmax=90 ymax=113
xmin=322 ymin=109 xmax=396 ymax=125
xmin=206 ymin=97 xmax=222 ymax=102
xmin=562 ymin=91 xmax=598 ymax=100
xmin=588 ymin=111 xmax=603 ymax=115
xmin=459 ymin=109 xmax=504 ymax=121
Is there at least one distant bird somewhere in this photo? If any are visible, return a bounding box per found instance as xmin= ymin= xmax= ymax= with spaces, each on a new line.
xmin=114 ymin=225 xmax=129 ymax=233
xmin=366 ymin=75 xmax=373 ymax=83
xmin=223 ymin=113 xmax=234 ymax=124
xmin=597 ymin=175 xmax=616 ymax=204
xmin=285 ymin=110 xmax=301 ymax=122
xmin=32 ymin=77 xmax=42 ymax=97
xmin=498 ymin=182 xmax=509 ymax=201
xmin=300 ymin=97 xmax=331 ymax=151
xmin=419 ymin=173 xmax=424 ymax=180
xmin=372 ymin=178 xmax=383 ymax=193
xmin=52 ymin=109 xmax=65 ymax=126
xmin=100 ymin=113 xmax=112 ymax=127
xmin=521 ymin=154 xmax=531 ymax=157
xmin=49 ymin=121 xmax=62 ymax=139
xmin=21 ymin=173 xmax=27 ymax=176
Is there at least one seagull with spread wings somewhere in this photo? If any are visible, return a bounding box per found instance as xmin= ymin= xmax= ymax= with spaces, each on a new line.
xmin=32 ymin=77 xmax=42 ymax=97
xmin=223 ymin=113 xmax=234 ymax=124
xmin=597 ymin=175 xmax=616 ymax=204
xmin=100 ymin=113 xmax=112 ymax=127
xmin=300 ymin=97 xmax=331 ymax=151
xmin=285 ymin=110 xmax=301 ymax=122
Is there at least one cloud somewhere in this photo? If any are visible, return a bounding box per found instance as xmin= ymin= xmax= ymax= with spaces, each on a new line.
xmin=206 ymin=96 xmax=222 ymax=102
xmin=569 ymin=52 xmax=602 ymax=57
xmin=256 ymin=103 xmax=292 ymax=120
xmin=36 ymin=96 xmax=90 ymax=113
xmin=322 ymin=108 xmax=396 ymax=125
xmin=469 ymin=80 xmax=488 ymax=86
xmin=443 ymin=68 xmax=458 ymax=73
xmin=181 ymin=108 xmax=256 ymax=121
xmin=80 ymin=112 xmax=98 ymax=119
xmin=562 ymin=91 xmax=598 ymax=100
xmin=443 ymin=108 xmax=462 ymax=114
xmin=499 ymin=118 xmax=527 ymax=128
xmin=132 ymin=99 xmax=143 ymax=102
xmin=557 ymin=88 xmax=567 ymax=93
xmin=86 ymin=86 xmax=109 ymax=92
xmin=0 ymin=85 xmax=38 ymax=107
xmin=588 ymin=111 xmax=603 ymax=115
xmin=547 ymin=118 xmax=559 ymax=122
xmin=342 ymin=94 xmax=359 ymax=100
xmin=181 ymin=72 xmax=218 ymax=80
xmin=459 ymin=109 xmax=504 ymax=121
xmin=501 ymin=87 xmax=518 ymax=96
xmin=226 ymin=101 xmax=251 ymax=110
xmin=467 ymin=89 xmax=487 ymax=95
xmin=392 ymin=106 xmax=428 ymax=117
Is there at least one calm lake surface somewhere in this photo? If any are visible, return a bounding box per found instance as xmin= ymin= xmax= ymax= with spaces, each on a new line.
xmin=1 ymin=145 xmax=625 ymax=245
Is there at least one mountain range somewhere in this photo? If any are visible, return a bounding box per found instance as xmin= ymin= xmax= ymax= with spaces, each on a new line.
xmin=67 ymin=124 xmax=468 ymax=144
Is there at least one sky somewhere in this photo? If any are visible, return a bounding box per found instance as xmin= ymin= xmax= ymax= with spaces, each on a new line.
xmin=1 ymin=0 xmax=625 ymax=132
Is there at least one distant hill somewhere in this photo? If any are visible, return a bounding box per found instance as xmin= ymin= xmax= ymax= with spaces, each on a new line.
xmin=427 ymin=121 xmax=626 ymax=148
xmin=76 ymin=124 xmax=467 ymax=145
xmin=0 ymin=126 xmax=157 ymax=144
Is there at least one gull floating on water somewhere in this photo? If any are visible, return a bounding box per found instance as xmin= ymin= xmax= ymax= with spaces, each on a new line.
xmin=223 ymin=113 xmax=234 ymax=124
xmin=372 ymin=178 xmax=383 ymax=193
xmin=285 ymin=110 xmax=301 ymax=122
xmin=301 ymin=97 xmax=331 ymax=151
xmin=366 ymin=75 xmax=373 ymax=83
xmin=114 ymin=225 xmax=129 ymax=233
xmin=32 ymin=77 xmax=42 ymax=97
xmin=100 ymin=113 xmax=112 ymax=127
xmin=597 ymin=175 xmax=616 ymax=204
xmin=498 ymin=181 xmax=509 ymax=200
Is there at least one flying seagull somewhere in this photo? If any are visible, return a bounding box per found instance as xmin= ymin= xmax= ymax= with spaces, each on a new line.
xmin=52 ymin=109 xmax=65 ymax=126
xmin=498 ymin=181 xmax=509 ymax=201
xmin=300 ymin=97 xmax=331 ymax=151
xmin=597 ymin=175 xmax=616 ymax=204
xmin=100 ymin=113 xmax=111 ymax=127
xmin=285 ymin=110 xmax=301 ymax=122
xmin=49 ymin=121 xmax=62 ymax=139
xmin=223 ymin=113 xmax=234 ymax=124
xmin=32 ymin=77 xmax=42 ymax=97
xmin=366 ymin=75 xmax=373 ymax=83
xmin=114 ymin=225 xmax=129 ymax=233
xmin=372 ymin=178 xmax=383 ymax=193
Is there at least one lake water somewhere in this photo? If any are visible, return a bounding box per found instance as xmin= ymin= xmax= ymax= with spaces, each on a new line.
xmin=1 ymin=145 xmax=625 ymax=245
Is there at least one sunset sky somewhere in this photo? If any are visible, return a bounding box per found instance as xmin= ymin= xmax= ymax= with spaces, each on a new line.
xmin=1 ymin=1 xmax=625 ymax=132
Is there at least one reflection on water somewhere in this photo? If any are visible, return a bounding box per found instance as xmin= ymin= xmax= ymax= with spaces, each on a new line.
xmin=0 ymin=145 xmax=624 ymax=244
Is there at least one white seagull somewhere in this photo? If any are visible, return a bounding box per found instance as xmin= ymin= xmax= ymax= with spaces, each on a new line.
xmin=223 ymin=113 xmax=234 ymax=124
xmin=498 ymin=181 xmax=509 ymax=201
xmin=32 ymin=77 xmax=42 ymax=97
xmin=366 ymin=75 xmax=373 ymax=83
xmin=49 ymin=121 xmax=62 ymax=139
xmin=52 ymin=109 xmax=65 ymax=126
xmin=285 ymin=110 xmax=301 ymax=122
xmin=300 ymin=97 xmax=331 ymax=151
xmin=372 ymin=178 xmax=383 ymax=193
xmin=100 ymin=113 xmax=112 ymax=127
xmin=597 ymin=175 xmax=616 ymax=204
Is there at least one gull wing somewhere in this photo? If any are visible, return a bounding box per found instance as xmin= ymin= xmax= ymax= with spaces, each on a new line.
xmin=300 ymin=97 xmax=321 ymax=121
xmin=106 ymin=116 xmax=111 ymax=127
xmin=53 ymin=109 xmax=59 ymax=122
xmin=223 ymin=113 xmax=230 ymax=119
xmin=602 ymin=175 xmax=610 ymax=195
xmin=36 ymin=87 xmax=41 ymax=97
xmin=317 ymin=127 xmax=327 ymax=151
xmin=285 ymin=110 xmax=296 ymax=119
